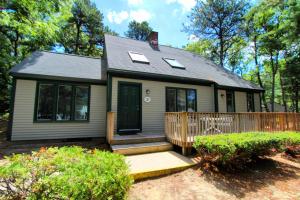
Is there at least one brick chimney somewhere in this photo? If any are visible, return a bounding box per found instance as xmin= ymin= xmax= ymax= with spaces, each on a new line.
xmin=148 ymin=31 xmax=159 ymax=50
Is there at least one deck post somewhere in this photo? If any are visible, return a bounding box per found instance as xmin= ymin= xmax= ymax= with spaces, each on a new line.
xmin=106 ymin=112 xmax=115 ymax=144
xmin=181 ymin=112 xmax=189 ymax=155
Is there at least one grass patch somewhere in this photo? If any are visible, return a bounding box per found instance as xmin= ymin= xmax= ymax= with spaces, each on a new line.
xmin=193 ymin=131 xmax=300 ymax=168
xmin=0 ymin=146 xmax=133 ymax=200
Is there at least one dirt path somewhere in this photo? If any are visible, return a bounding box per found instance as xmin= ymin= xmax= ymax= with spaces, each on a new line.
xmin=129 ymin=155 xmax=300 ymax=200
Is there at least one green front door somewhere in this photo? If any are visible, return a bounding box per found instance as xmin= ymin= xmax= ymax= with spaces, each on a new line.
xmin=117 ymin=82 xmax=141 ymax=133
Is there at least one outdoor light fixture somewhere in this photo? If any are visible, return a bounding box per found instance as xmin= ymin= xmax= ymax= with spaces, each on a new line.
xmin=221 ymin=93 xmax=225 ymax=98
xmin=146 ymin=89 xmax=150 ymax=94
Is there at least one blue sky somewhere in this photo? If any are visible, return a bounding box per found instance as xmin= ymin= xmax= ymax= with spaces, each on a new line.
xmin=93 ymin=0 xmax=198 ymax=48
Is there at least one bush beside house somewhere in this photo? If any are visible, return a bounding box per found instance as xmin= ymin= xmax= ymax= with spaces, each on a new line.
xmin=193 ymin=132 xmax=300 ymax=168
xmin=0 ymin=146 xmax=133 ymax=200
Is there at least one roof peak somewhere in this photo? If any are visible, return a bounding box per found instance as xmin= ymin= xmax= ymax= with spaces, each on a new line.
xmin=40 ymin=50 xmax=101 ymax=60
xmin=104 ymin=33 xmax=212 ymax=61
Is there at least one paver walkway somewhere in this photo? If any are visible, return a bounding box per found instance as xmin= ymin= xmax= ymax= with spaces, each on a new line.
xmin=126 ymin=151 xmax=200 ymax=180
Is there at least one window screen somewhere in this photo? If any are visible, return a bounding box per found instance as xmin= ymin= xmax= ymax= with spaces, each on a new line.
xmin=247 ymin=93 xmax=255 ymax=112
xmin=35 ymin=83 xmax=90 ymax=122
xmin=166 ymin=88 xmax=196 ymax=112
xmin=56 ymin=85 xmax=72 ymax=120
xmin=74 ymin=86 xmax=89 ymax=120
xmin=37 ymin=84 xmax=55 ymax=120
xmin=226 ymin=91 xmax=235 ymax=112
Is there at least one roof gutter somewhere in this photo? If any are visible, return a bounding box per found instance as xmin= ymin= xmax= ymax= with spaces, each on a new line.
xmin=107 ymin=68 xmax=214 ymax=86
xmin=10 ymin=72 xmax=107 ymax=85
xmin=216 ymin=84 xmax=264 ymax=93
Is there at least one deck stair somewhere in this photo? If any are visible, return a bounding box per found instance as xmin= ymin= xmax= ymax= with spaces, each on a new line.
xmin=110 ymin=133 xmax=173 ymax=155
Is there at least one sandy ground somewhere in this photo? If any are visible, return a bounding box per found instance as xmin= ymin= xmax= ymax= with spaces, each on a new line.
xmin=129 ymin=155 xmax=300 ymax=200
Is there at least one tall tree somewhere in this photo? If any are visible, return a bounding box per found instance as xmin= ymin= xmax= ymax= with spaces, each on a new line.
xmin=58 ymin=0 xmax=115 ymax=56
xmin=185 ymin=39 xmax=218 ymax=63
xmin=184 ymin=0 xmax=249 ymax=68
xmin=0 ymin=0 xmax=71 ymax=114
xmin=125 ymin=20 xmax=152 ymax=41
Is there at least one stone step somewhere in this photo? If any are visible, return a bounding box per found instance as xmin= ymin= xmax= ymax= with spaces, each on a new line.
xmin=111 ymin=142 xmax=173 ymax=155
xmin=111 ymin=134 xmax=166 ymax=145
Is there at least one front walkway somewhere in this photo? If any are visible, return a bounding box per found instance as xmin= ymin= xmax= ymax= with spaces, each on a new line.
xmin=126 ymin=151 xmax=200 ymax=180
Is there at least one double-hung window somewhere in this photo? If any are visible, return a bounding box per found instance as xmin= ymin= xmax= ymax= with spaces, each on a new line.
xmin=35 ymin=82 xmax=90 ymax=122
xmin=166 ymin=87 xmax=197 ymax=112
xmin=247 ymin=92 xmax=255 ymax=112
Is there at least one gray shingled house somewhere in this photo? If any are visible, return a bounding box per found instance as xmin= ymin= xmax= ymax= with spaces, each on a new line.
xmin=8 ymin=32 xmax=263 ymax=144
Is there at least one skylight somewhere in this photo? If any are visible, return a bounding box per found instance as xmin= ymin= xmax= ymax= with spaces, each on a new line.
xmin=128 ymin=51 xmax=149 ymax=64
xmin=163 ymin=58 xmax=185 ymax=69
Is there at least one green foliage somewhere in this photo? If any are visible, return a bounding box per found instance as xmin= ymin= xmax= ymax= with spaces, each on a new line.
xmin=125 ymin=20 xmax=153 ymax=41
xmin=193 ymin=132 xmax=300 ymax=167
xmin=0 ymin=146 xmax=133 ymax=200
xmin=184 ymin=0 xmax=249 ymax=68
xmin=185 ymin=39 xmax=218 ymax=63
xmin=0 ymin=0 xmax=117 ymax=114
xmin=0 ymin=112 xmax=9 ymax=120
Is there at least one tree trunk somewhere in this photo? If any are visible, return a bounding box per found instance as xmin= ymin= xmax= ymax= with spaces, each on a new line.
xmin=219 ymin=35 xmax=224 ymax=68
xmin=295 ymin=84 xmax=299 ymax=113
xmin=75 ymin=23 xmax=81 ymax=54
xmin=13 ymin=30 xmax=19 ymax=57
xmin=253 ymin=37 xmax=269 ymax=112
xmin=270 ymin=52 xmax=275 ymax=112
xmin=279 ymin=70 xmax=287 ymax=112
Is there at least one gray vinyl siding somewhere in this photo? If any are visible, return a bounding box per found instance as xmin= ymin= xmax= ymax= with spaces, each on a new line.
xmin=254 ymin=93 xmax=261 ymax=112
xmin=218 ymin=90 xmax=227 ymax=112
xmin=235 ymin=91 xmax=247 ymax=112
xmin=111 ymin=77 xmax=215 ymax=134
xmin=11 ymin=79 xmax=106 ymax=141
xmin=218 ymin=90 xmax=261 ymax=113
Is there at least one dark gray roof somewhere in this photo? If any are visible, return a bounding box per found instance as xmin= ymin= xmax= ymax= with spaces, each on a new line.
xmin=105 ymin=34 xmax=262 ymax=91
xmin=10 ymin=51 xmax=105 ymax=83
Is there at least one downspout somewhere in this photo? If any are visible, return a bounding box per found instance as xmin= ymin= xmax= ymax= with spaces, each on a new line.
xmin=214 ymin=83 xmax=219 ymax=112
xmin=7 ymin=77 xmax=16 ymax=141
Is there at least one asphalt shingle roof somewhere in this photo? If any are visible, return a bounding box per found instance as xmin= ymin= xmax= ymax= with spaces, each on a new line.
xmin=104 ymin=34 xmax=262 ymax=90
xmin=10 ymin=51 xmax=105 ymax=83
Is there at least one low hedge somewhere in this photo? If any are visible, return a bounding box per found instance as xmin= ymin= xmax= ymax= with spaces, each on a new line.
xmin=193 ymin=132 xmax=300 ymax=168
xmin=0 ymin=146 xmax=133 ymax=200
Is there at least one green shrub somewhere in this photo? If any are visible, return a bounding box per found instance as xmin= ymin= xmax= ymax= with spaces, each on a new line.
xmin=193 ymin=132 xmax=300 ymax=168
xmin=0 ymin=146 xmax=133 ymax=200
xmin=0 ymin=112 xmax=9 ymax=120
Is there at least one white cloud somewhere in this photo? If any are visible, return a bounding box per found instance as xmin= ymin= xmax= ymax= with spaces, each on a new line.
xmin=107 ymin=11 xmax=129 ymax=24
xmin=172 ymin=8 xmax=179 ymax=16
xmin=166 ymin=0 xmax=196 ymax=12
xmin=188 ymin=34 xmax=199 ymax=42
xmin=130 ymin=9 xmax=152 ymax=22
xmin=128 ymin=0 xmax=143 ymax=6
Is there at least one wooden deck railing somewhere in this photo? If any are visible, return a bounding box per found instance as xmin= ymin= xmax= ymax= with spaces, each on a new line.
xmin=106 ymin=112 xmax=115 ymax=144
xmin=165 ymin=112 xmax=300 ymax=154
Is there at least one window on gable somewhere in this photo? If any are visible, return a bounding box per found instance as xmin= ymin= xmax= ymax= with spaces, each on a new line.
xmin=128 ymin=51 xmax=149 ymax=64
xmin=163 ymin=58 xmax=185 ymax=69
xmin=35 ymin=82 xmax=90 ymax=122
xmin=247 ymin=92 xmax=255 ymax=112
xmin=166 ymin=87 xmax=196 ymax=112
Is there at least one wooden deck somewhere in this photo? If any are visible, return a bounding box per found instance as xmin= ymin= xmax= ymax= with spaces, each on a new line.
xmin=165 ymin=112 xmax=300 ymax=154
xmin=107 ymin=112 xmax=300 ymax=155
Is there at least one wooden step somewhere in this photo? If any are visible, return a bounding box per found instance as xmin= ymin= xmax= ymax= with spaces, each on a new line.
xmin=111 ymin=134 xmax=166 ymax=145
xmin=111 ymin=142 xmax=173 ymax=155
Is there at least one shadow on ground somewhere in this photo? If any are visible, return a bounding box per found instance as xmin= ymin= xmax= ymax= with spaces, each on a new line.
xmin=200 ymin=157 xmax=300 ymax=198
